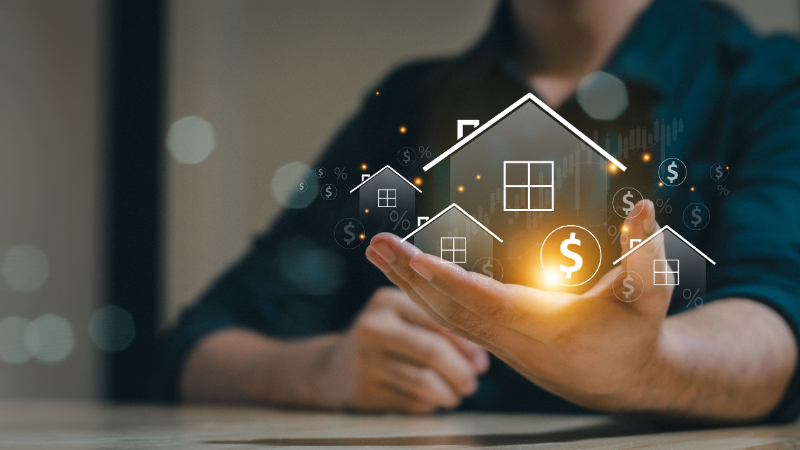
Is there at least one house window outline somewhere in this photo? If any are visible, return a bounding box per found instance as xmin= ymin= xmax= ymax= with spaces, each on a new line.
xmin=440 ymin=237 xmax=467 ymax=264
xmin=653 ymin=259 xmax=679 ymax=285
xmin=378 ymin=189 xmax=396 ymax=208
xmin=503 ymin=161 xmax=555 ymax=212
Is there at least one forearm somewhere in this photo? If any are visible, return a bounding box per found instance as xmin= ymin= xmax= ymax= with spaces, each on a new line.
xmin=179 ymin=328 xmax=339 ymax=407
xmin=631 ymin=298 xmax=797 ymax=422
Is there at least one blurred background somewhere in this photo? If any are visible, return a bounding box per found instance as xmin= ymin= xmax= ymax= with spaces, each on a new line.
xmin=0 ymin=0 xmax=797 ymax=401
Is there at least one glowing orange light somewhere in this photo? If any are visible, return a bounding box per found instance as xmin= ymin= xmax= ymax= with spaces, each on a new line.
xmin=608 ymin=163 xmax=618 ymax=173
xmin=399 ymin=126 xmax=407 ymax=134
xmin=361 ymin=163 xmax=367 ymax=170
xmin=375 ymin=91 xmax=380 ymax=96
xmin=690 ymin=186 xmax=695 ymax=191
xmin=414 ymin=177 xmax=422 ymax=186
xmin=726 ymin=166 xmax=729 ymax=169
xmin=476 ymin=174 xmax=481 ymax=180
xmin=622 ymin=225 xmax=629 ymax=232
xmin=659 ymin=182 xmax=664 ymax=187
xmin=359 ymin=234 xmax=365 ymax=240
xmin=643 ymin=153 xmax=650 ymax=161
xmin=458 ymin=185 xmax=464 ymax=192
xmin=365 ymin=209 xmax=369 ymax=213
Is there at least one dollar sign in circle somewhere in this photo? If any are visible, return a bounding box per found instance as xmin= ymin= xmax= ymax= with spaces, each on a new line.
xmin=315 ymin=166 xmax=326 ymax=178
xmin=710 ymin=162 xmax=729 ymax=182
xmin=541 ymin=225 xmax=601 ymax=287
xmin=334 ymin=218 xmax=365 ymax=249
xmin=622 ymin=275 xmax=634 ymax=299
xmin=482 ymin=260 xmax=493 ymax=278
xmin=683 ymin=203 xmax=710 ymax=231
xmin=622 ymin=191 xmax=635 ymax=216
xmin=397 ymin=147 xmax=416 ymax=166
xmin=613 ymin=187 xmax=642 ymax=218
xmin=613 ymin=270 xmax=643 ymax=302
xmin=296 ymin=181 xmax=308 ymax=192
xmin=559 ymin=233 xmax=583 ymax=279
xmin=471 ymin=257 xmax=503 ymax=287
xmin=658 ymin=158 xmax=687 ymax=186
xmin=320 ymin=184 xmax=337 ymax=200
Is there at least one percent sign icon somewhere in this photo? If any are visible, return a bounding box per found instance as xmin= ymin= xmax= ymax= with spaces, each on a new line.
xmin=683 ymin=288 xmax=703 ymax=308
xmin=607 ymin=225 xmax=628 ymax=246
xmin=390 ymin=210 xmax=411 ymax=231
xmin=417 ymin=146 xmax=432 ymax=158
xmin=656 ymin=198 xmax=672 ymax=213
xmin=717 ymin=185 xmax=729 ymax=196
xmin=334 ymin=167 xmax=347 ymax=180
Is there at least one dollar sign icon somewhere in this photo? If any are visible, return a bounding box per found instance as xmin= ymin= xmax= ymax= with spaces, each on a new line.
xmin=343 ymin=221 xmax=356 ymax=245
xmin=559 ymin=233 xmax=583 ymax=279
xmin=296 ymin=181 xmax=308 ymax=192
xmin=541 ymin=226 xmax=601 ymax=287
xmin=715 ymin=166 xmax=723 ymax=180
xmin=334 ymin=218 xmax=365 ymax=249
xmin=325 ymin=186 xmax=333 ymax=198
xmin=691 ymin=206 xmax=702 ymax=226
xmin=403 ymin=149 xmax=411 ymax=165
xmin=397 ymin=147 xmax=416 ymax=166
xmin=683 ymin=203 xmax=710 ymax=231
xmin=315 ymin=166 xmax=326 ymax=178
xmin=659 ymin=158 xmax=686 ymax=186
xmin=622 ymin=191 xmax=635 ymax=216
xmin=667 ymin=162 xmax=679 ymax=183
xmin=622 ymin=275 xmax=634 ymax=299
xmin=320 ymin=184 xmax=337 ymax=200
xmin=710 ymin=162 xmax=729 ymax=182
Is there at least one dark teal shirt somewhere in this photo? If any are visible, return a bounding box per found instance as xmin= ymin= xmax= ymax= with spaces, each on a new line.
xmin=158 ymin=0 xmax=800 ymax=422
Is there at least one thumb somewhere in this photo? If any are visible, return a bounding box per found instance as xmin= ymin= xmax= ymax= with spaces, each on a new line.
xmin=620 ymin=200 xmax=673 ymax=314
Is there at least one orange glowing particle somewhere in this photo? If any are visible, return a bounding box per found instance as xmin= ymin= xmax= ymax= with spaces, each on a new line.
xmin=659 ymin=182 xmax=664 ymax=187
xmin=622 ymin=225 xmax=629 ymax=232
xmin=414 ymin=177 xmax=422 ymax=186
xmin=399 ymin=126 xmax=407 ymax=134
xmin=359 ymin=234 xmax=365 ymax=240
xmin=458 ymin=185 xmax=464 ymax=192
xmin=375 ymin=91 xmax=380 ymax=95
xmin=365 ymin=209 xmax=369 ymax=213
xmin=361 ymin=163 xmax=367 ymax=170
xmin=690 ymin=186 xmax=695 ymax=191
xmin=476 ymin=174 xmax=481 ymax=180
xmin=608 ymin=163 xmax=618 ymax=172
xmin=643 ymin=153 xmax=650 ymax=161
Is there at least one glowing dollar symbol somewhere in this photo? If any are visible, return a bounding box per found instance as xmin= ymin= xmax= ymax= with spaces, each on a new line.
xmin=559 ymin=232 xmax=583 ymax=279
xmin=297 ymin=181 xmax=308 ymax=192
xmin=715 ymin=165 xmax=724 ymax=180
xmin=621 ymin=191 xmax=635 ymax=216
xmin=622 ymin=275 xmax=634 ymax=299
xmin=343 ymin=221 xmax=356 ymax=246
xmin=667 ymin=161 xmax=679 ymax=183
xmin=691 ymin=206 xmax=702 ymax=227
xmin=482 ymin=260 xmax=493 ymax=278
xmin=325 ymin=185 xmax=333 ymax=198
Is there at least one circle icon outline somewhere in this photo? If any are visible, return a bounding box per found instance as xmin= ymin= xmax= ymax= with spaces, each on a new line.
xmin=334 ymin=218 xmax=365 ymax=249
xmin=658 ymin=157 xmax=687 ymax=186
xmin=613 ymin=270 xmax=644 ymax=302
xmin=540 ymin=225 xmax=602 ymax=287
xmin=320 ymin=184 xmax=337 ymax=200
xmin=683 ymin=203 xmax=710 ymax=231
xmin=710 ymin=162 xmax=729 ymax=182
xmin=612 ymin=187 xmax=644 ymax=219
xmin=471 ymin=257 xmax=504 ymax=287
xmin=397 ymin=147 xmax=417 ymax=167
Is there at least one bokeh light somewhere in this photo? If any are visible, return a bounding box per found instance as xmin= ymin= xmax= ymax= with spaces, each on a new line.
xmin=271 ymin=162 xmax=318 ymax=209
xmin=89 ymin=306 xmax=136 ymax=352
xmin=2 ymin=244 xmax=50 ymax=293
xmin=277 ymin=237 xmax=346 ymax=296
xmin=166 ymin=116 xmax=216 ymax=164
xmin=24 ymin=314 xmax=74 ymax=363
xmin=576 ymin=71 xmax=629 ymax=120
xmin=0 ymin=317 xmax=31 ymax=363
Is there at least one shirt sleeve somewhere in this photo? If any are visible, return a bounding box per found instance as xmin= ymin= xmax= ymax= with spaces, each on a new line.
xmin=704 ymin=38 xmax=800 ymax=423
xmin=152 ymin=78 xmax=406 ymax=402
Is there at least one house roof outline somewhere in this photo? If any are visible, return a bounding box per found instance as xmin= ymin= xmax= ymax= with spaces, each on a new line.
xmin=612 ymin=225 xmax=716 ymax=265
xmin=401 ymin=203 xmax=503 ymax=243
xmin=349 ymin=165 xmax=422 ymax=194
xmin=423 ymin=92 xmax=627 ymax=172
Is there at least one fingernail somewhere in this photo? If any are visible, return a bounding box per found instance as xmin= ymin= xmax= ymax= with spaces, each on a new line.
xmin=366 ymin=249 xmax=391 ymax=274
xmin=372 ymin=242 xmax=396 ymax=263
xmin=410 ymin=259 xmax=433 ymax=280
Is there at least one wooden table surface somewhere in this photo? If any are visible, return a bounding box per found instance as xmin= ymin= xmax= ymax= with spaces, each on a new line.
xmin=1 ymin=401 xmax=799 ymax=449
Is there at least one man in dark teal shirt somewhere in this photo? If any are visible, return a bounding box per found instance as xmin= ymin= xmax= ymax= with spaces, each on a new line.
xmin=158 ymin=0 xmax=800 ymax=422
